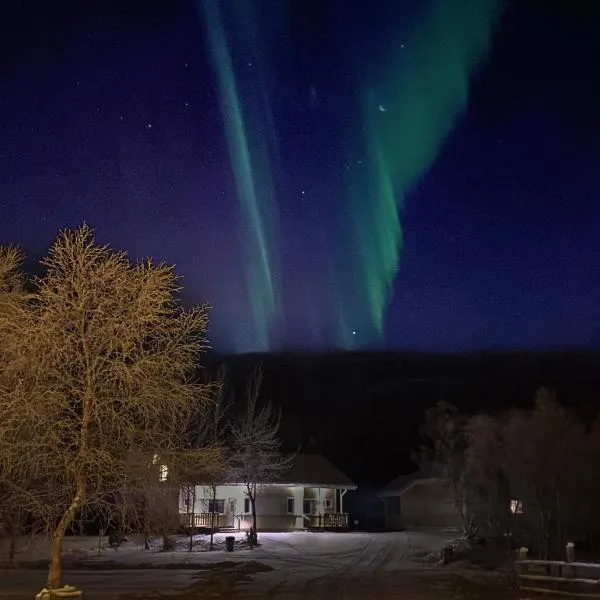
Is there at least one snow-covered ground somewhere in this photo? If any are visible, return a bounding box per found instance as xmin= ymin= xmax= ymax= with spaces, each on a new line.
xmin=0 ymin=530 xmax=458 ymax=599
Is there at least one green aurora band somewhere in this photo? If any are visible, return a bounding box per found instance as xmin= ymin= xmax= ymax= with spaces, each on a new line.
xmin=200 ymin=0 xmax=280 ymax=352
xmin=340 ymin=0 xmax=505 ymax=348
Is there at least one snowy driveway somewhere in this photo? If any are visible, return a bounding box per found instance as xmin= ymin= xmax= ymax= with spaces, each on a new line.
xmin=0 ymin=530 xmax=455 ymax=599
xmin=241 ymin=530 xmax=453 ymax=598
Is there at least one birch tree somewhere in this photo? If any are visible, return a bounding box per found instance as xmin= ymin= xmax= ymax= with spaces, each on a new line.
xmin=0 ymin=225 xmax=212 ymax=590
xmin=185 ymin=366 xmax=230 ymax=551
xmin=230 ymin=365 xmax=292 ymax=547
xmin=417 ymin=401 xmax=477 ymax=536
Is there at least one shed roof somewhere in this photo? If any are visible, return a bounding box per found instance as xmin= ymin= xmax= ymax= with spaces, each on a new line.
xmin=378 ymin=465 xmax=440 ymax=497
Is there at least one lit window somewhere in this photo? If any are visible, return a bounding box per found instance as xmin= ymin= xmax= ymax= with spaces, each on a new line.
xmin=159 ymin=464 xmax=168 ymax=482
xmin=510 ymin=500 xmax=523 ymax=514
xmin=287 ymin=497 xmax=295 ymax=514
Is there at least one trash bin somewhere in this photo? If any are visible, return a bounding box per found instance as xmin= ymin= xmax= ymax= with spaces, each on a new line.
xmin=225 ymin=536 xmax=235 ymax=552
xmin=36 ymin=586 xmax=83 ymax=599
xmin=441 ymin=545 xmax=453 ymax=565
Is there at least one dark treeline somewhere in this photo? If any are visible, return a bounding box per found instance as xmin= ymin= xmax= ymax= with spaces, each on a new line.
xmin=420 ymin=389 xmax=600 ymax=560
xmin=211 ymin=351 xmax=600 ymax=487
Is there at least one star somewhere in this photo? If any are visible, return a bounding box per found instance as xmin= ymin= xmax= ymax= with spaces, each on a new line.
xmin=301 ymin=190 xmax=306 ymax=196
xmin=146 ymin=123 xmax=152 ymax=129
xmin=185 ymin=102 xmax=190 ymax=109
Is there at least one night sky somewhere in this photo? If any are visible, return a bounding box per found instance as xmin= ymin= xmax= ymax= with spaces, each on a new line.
xmin=2 ymin=0 xmax=600 ymax=354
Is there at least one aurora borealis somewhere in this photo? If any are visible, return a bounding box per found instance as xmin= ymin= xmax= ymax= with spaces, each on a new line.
xmin=344 ymin=0 xmax=505 ymax=345
xmin=201 ymin=0 xmax=281 ymax=352
xmin=3 ymin=0 xmax=600 ymax=353
xmin=201 ymin=0 xmax=505 ymax=351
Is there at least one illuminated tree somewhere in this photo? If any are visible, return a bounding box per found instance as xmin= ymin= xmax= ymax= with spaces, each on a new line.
xmin=230 ymin=365 xmax=291 ymax=547
xmin=184 ymin=366 xmax=231 ymax=551
xmin=0 ymin=225 xmax=211 ymax=589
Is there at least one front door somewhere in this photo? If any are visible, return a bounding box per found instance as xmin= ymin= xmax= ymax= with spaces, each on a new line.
xmin=303 ymin=499 xmax=316 ymax=515
xmin=226 ymin=499 xmax=236 ymax=527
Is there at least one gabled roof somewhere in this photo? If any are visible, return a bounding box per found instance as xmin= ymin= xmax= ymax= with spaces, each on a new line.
xmin=185 ymin=454 xmax=357 ymax=489
xmin=378 ymin=465 xmax=440 ymax=498
xmin=274 ymin=454 xmax=357 ymax=489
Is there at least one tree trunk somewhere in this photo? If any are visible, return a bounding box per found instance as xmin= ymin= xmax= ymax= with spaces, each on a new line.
xmin=250 ymin=492 xmax=258 ymax=547
xmin=8 ymin=532 xmax=16 ymax=564
xmin=143 ymin=500 xmax=151 ymax=550
xmin=187 ymin=486 xmax=196 ymax=553
xmin=48 ymin=494 xmax=82 ymax=589
xmin=210 ymin=485 xmax=216 ymax=551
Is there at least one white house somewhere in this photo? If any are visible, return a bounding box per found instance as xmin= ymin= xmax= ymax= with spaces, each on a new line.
xmin=179 ymin=454 xmax=357 ymax=531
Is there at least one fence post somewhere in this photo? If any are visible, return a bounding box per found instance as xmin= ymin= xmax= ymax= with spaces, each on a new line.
xmin=519 ymin=547 xmax=529 ymax=561
xmin=566 ymin=542 xmax=575 ymax=563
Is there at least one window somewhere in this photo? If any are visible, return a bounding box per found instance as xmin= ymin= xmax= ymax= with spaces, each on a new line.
xmin=324 ymin=499 xmax=332 ymax=509
xmin=303 ymin=499 xmax=315 ymax=514
xmin=287 ymin=497 xmax=295 ymax=514
xmin=510 ymin=499 xmax=523 ymax=515
xmin=208 ymin=499 xmax=225 ymax=514
xmin=244 ymin=497 xmax=250 ymax=514
xmin=159 ymin=464 xmax=168 ymax=482
xmin=153 ymin=454 xmax=168 ymax=482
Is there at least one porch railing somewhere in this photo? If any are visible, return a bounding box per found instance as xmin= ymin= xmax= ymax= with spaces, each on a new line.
xmin=305 ymin=513 xmax=349 ymax=528
xmin=179 ymin=512 xmax=228 ymax=529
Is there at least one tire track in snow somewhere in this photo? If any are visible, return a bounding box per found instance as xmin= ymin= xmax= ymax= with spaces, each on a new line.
xmin=303 ymin=535 xmax=375 ymax=598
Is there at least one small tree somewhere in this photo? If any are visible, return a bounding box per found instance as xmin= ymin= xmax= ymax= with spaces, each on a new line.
xmin=230 ymin=365 xmax=292 ymax=547
xmin=0 ymin=225 xmax=212 ymax=589
xmin=417 ymin=401 xmax=476 ymax=536
xmin=502 ymin=389 xmax=585 ymax=559
xmin=185 ymin=367 xmax=231 ymax=551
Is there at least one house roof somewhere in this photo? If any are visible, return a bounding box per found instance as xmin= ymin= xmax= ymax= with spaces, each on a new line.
xmin=378 ymin=465 xmax=440 ymax=498
xmin=274 ymin=454 xmax=357 ymax=489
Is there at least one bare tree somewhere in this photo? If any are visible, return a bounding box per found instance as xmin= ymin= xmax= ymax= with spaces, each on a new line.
xmin=502 ymin=389 xmax=586 ymax=559
xmin=0 ymin=225 xmax=213 ymax=590
xmin=0 ymin=246 xmax=43 ymax=564
xmin=417 ymin=401 xmax=477 ymax=537
xmin=230 ymin=365 xmax=292 ymax=547
xmin=185 ymin=366 xmax=231 ymax=551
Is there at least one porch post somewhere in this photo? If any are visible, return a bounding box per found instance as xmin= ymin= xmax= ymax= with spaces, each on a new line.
xmin=340 ymin=488 xmax=347 ymax=514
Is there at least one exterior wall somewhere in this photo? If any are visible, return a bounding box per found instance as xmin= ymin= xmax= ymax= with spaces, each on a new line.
xmin=180 ymin=484 xmax=344 ymax=531
xmin=385 ymin=481 xmax=461 ymax=530
xmin=303 ymin=487 xmax=336 ymax=513
xmin=179 ymin=484 xmax=246 ymax=528
xmin=383 ymin=496 xmax=404 ymax=531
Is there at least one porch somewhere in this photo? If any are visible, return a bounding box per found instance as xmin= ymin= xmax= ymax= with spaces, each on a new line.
xmin=179 ymin=512 xmax=229 ymax=529
xmin=304 ymin=512 xmax=350 ymax=529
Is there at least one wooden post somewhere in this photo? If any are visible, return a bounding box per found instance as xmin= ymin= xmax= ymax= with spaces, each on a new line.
xmin=566 ymin=542 xmax=575 ymax=563
xmin=519 ymin=546 xmax=529 ymax=561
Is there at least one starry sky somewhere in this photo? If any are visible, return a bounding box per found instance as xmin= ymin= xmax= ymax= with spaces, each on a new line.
xmin=1 ymin=0 xmax=600 ymax=354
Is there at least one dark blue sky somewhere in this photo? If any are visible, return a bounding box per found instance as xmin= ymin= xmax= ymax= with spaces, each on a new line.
xmin=1 ymin=0 xmax=599 ymax=353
